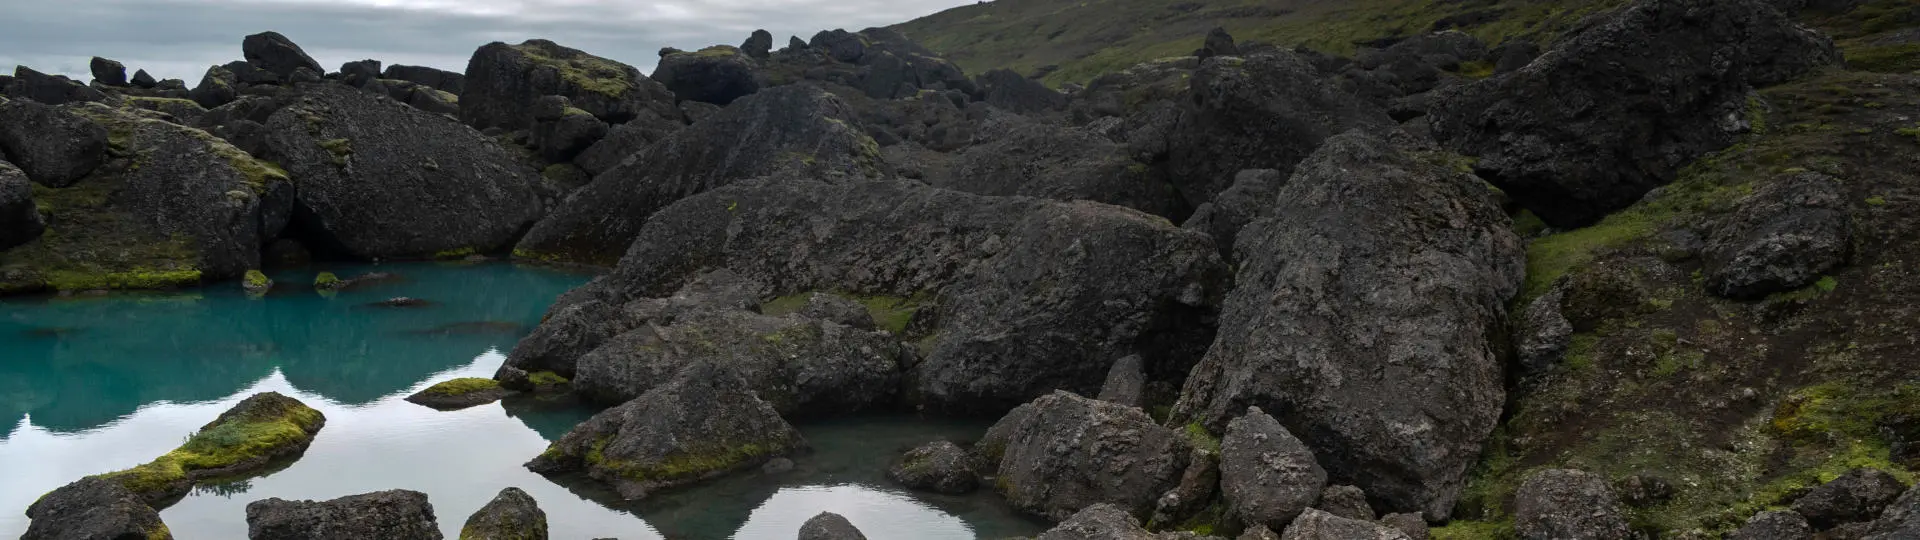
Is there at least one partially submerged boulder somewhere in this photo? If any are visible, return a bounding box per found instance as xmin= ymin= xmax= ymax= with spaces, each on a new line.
xmin=991 ymin=391 xmax=1191 ymax=520
xmin=459 ymin=487 xmax=547 ymax=540
xmin=96 ymin=392 xmax=325 ymax=504
xmin=22 ymin=477 xmax=172 ymax=540
xmin=1513 ymin=469 xmax=1631 ymax=540
xmin=1704 ymin=172 xmax=1853 ymax=299
xmin=460 ymin=39 xmax=677 ymax=131
xmin=1221 ymin=407 xmax=1327 ymax=531
xmin=798 ymin=512 xmax=867 ymax=540
xmin=1171 ymin=132 xmax=1523 ymax=520
xmin=0 ymin=160 xmax=46 ymax=251
xmin=406 ymin=377 xmax=514 ymax=410
xmin=652 ymin=46 xmax=762 ymax=106
xmin=526 ymin=363 xmax=806 ymax=499
xmin=246 ymin=489 xmax=441 ymax=540
xmin=887 ymin=440 xmax=978 ymax=494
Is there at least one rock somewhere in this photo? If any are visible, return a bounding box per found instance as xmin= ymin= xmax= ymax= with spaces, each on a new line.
xmin=408 ymin=87 xmax=461 ymax=117
xmin=796 ymin=292 xmax=876 ymax=329
xmin=1151 ymin=446 xmax=1222 ymax=529
xmin=1429 ymin=0 xmax=1839 ymax=227
xmin=1489 ymin=40 xmax=1541 ymax=74
xmin=572 ymin=112 xmax=684 ymax=176
xmin=90 ymin=392 xmax=324 ymax=503
xmin=653 ymin=47 xmax=761 ymax=106
xmin=127 ymin=96 xmax=210 ymax=125
xmin=1791 ymin=468 xmax=1907 ymax=530
xmin=288 ymin=67 xmax=322 ymax=85
xmin=246 ymin=489 xmax=441 ymax=540
xmin=1037 ymin=503 xmax=1211 ymax=540
xmin=191 ymin=64 xmax=240 ymax=109
xmin=459 ymin=487 xmax=547 ymax=540
xmin=1221 ymin=407 xmax=1328 ymax=530
xmin=1514 ymin=469 xmax=1631 ymax=540
xmin=531 ymin=101 xmax=610 ymax=163
xmin=798 ymin=512 xmax=867 ymax=540
xmin=1280 ymin=509 xmax=1413 ymax=540
xmin=0 ymin=100 xmax=107 ymax=188
xmin=132 ymin=69 xmax=158 ymax=88
xmin=383 ymin=65 xmax=465 ymax=95
xmin=887 ymin=440 xmax=977 ymax=494
xmin=1203 ymin=27 xmax=1241 ymax=58
xmin=994 ymin=391 xmax=1190 ymax=520
xmin=5 ymin=67 xmax=106 ymax=105
xmin=1866 ymin=486 xmax=1920 ymax=539
xmin=264 ymin=83 xmax=540 ymax=260
xmin=242 ymin=31 xmax=323 ymax=80
xmin=1616 ymin=474 xmax=1676 ymax=507
xmin=1171 ymin=132 xmax=1522 ymax=520
xmin=526 ymin=362 xmax=806 ymax=499
xmin=90 ymin=57 xmax=128 ymax=87
xmin=1240 ymin=526 xmax=1282 ymax=540
xmin=1515 ymin=286 xmax=1573 ymax=376
xmin=1179 ymin=169 xmax=1283 ymax=264
xmin=977 ymin=68 xmax=1067 ymax=115
xmin=1070 ymin=57 xmax=1197 ymax=122
xmin=22 ymin=477 xmax=172 ymax=540
xmin=1704 ymin=172 xmax=1852 ymax=299
xmin=1166 ymin=51 xmax=1393 ymax=208
xmin=1380 ymin=513 xmax=1431 ymax=540
xmin=810 ymin=29 xmax=868 ymax=63
xmin=936 ymin=117 xmax=1185 ymax=219
xmin=369 ymin=296 xmax=432 ymax=308
xmin=340 ymin=59 xmax=382 ymax=87
xmin=0 ymin=161 xmax=45 ymax=250
xmin=742 ymin=30 xmax=774 ymax=59
xmin=405 ymin=377 xmax=513 ymax=410
xmin=788 ymin=36 xmax=810 ymax=51
xmin=460 ymin=39 xmax=677 ymax=131
xmin=1317 ymin=485 xmax=1377 ymax=521
xmin=1730 ymin=510 xmax=1812 ymax=540
xmin=513 ymin=84 xmax=885 ymax=265
xmin=1096 ymin=354 xmax=1147 ymax=407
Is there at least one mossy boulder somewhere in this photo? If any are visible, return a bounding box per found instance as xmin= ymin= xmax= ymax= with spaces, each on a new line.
xmin=652 ymin=46 xmax=762 ymax=106
xmin=460 ymin=39 xmax=677 ymax=131
xmin=406 ymin=377 xmax=514 ymax=411
xmin=0 ymin=99 xmax=108 ymax=187
xmin=95 ymin=392 xmax=325 ymax=505
xmin=22 ymin=477 xmax=172 ymax=540
xmin=887 ymin=440 xmax=978 ymax=495
xmin=798 ymin=512 xmax=868 ymax=540
xmin=458 ymin=487 xmax=547 ymax=540
xmin=243 ymin=269 xmax=272 ymax=296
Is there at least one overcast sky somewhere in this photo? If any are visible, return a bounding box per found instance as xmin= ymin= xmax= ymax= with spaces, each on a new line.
xmin=0 ymin=0 xmax=976 ymax=84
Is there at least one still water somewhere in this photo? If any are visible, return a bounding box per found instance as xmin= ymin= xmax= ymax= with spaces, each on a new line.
xmin=0 ymin=262 xmax=1045 ymax=539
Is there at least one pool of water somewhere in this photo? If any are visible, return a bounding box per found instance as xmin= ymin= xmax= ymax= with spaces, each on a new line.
xmin=0 ymin=262 xmax=1046 ymax=539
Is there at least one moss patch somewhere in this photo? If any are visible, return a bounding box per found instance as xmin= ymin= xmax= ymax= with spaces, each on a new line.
xmin=1182 ymin=422 xmax=1222 ymax=453
xmin=313 ymin=272 xmax=342 ymax=290
xmin=513 ymin=41 xmax=638 ymax=99
xmin=760 ymin=291 xmax=935 ymax=335
xmin=95 ymin=393 xmax=324 ymax=503
xmin=420 ymin=377 xmax=503 ymax=397
xmin=527 ymin=371 xmax=569 ymax=386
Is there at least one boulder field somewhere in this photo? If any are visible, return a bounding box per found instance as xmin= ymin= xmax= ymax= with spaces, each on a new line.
xmin=11 ymin=0 xmax=1920 ymax=536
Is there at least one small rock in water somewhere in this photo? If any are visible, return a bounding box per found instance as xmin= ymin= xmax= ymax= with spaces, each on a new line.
xmin=761 ymin=457 xmax=795 ymax=475
xmin=798 ymin=512 xmax=867 ymax=540
xmin=459 ymin=487 xmax=547 ymax=540
xmin=405 ymin=378 xmax=513 ymax=410
xmin=23 ymin=477 xmax=172 ymax=540
xmin=886 ymin=440 xmax=978 ymax=494
xmin=246 ymin=489 xmax=442 ymax=540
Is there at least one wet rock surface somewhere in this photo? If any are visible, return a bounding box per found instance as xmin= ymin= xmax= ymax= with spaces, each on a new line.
xmin=23 ymin=477 xmax=172 ymax=540
xmin=886 ymin=440 xmax=978 ymax=494
xmin=246 ymin=489 xmax=442 ymax=540
xmin=458 ymin=487 xmax=548 ymax=540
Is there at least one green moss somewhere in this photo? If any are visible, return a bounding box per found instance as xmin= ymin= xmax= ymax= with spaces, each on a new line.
xmin=43 ymin=269 xmax=202 ymax=291
xmin=511 ymin=248 xmax=566 ymax=263
xmin=1510 ymin=210 xmax=1547 ymax=238
xmin=243 ymin=270 xmax=269 ymax=293
xmin=591 ymin=441 xmax=779 ymax=484
xmin=527 ymin=371 xmax=569 ymax=386
xmin=1867 ymin=195 xmax=1889 ymax=206
xmin=147 ymin=523 xmax=171 ymax=540
xmin=761 ymin=291 xmax=933 ymax=335
xmin=513 ymin=41 xmax=637 ymax=99
xmin=319 ymin=138 xmax=353 ymax=166
xmin=1843 ymin=42 xmax=1920 ymax=73
xmin=1431 ymin=520 xmax=1517 ymax=540
xmin=421 ymin=377 xmax=502 ymax=397
xmin=1455 ymin=60 xmax=1497 ymax=79
xmin=434 ymin=248 xmax=478 ymax=260
xmin=96 ymin=396 xmax=323 ymax=500
xmin=692 ymin=46 xmax=741 ymax=58
xmin=1182 ymin=422 xmax=1221 ymax=453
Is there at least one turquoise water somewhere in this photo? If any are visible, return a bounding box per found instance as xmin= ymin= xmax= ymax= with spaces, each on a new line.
xmin=0 ymin=263 xmax=1045 ymax=539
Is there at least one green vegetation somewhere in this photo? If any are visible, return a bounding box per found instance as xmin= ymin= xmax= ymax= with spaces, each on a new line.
xmin=242 ymin=270 xmax=270 ymax=295
xmin=313 ymin=272 xmax=342 ymax=290
xmin=96 ymin=394 xmax=323 ymax=502
xmin=319 ymin=138 xmax=353 ymax=166
xmin=1182 ymin=422 xmax=1221 ymax=453
xmin=1431 ymin=520 xmax=1517 ymax=540
xmin=419 ymin=378 xmax=503 ymax=397
xmin=434 ymin=247 xmax=478 ymax=260
xmin=513 ymin=41 xmax=637 ymax=99
xmin=760 ymin=291 xmax=935 ymax=335
xmin=587 ymin=436 xmax=782 ymax=485
xmin=1867 ymin=195 xmax=1889 ymax=206
xmin=527 ymin=371 xmax=569 ymax=386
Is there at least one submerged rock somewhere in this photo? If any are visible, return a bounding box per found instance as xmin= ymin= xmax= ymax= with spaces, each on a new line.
xmin=1221 ymin=407 xmax=1327 ymax=531
xmin=96 ymin=392 xmax=325 ymax=504
xmin=406 ymin=378 xmax=514 ymax=410
xmin=246 ymin=489 xmax=442 ymax=540
xmin=993 ymin=391 xmax=1191 ymax=521
xmin=887 ymin=440 xmax=978 ymax=494
xmin=798 ymin=512 xmax=867 ymax=540
xmin=1513 ymin=469 xmax=1631 ymax=540
xmin=459 ymin=487 xmax=547 ymax=540
xmin=22 ymin=477 xmax=172 ymax=540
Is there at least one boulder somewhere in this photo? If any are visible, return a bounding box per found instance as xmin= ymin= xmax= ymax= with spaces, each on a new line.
xmin=340 ymin=59 xmax=382 ymax=87
xmin=1179 ymin=169 xmax=1283 ymax=264
xmin=1729 ymin=510 xmax=1812 ymax=540
xmin=1513 ymin=469 xmax=1631 ymax=540
xmin=1790 ymin=468 xmax=1907 ymax=530
xmin=1069 ymin=56 xmax=1198 ymax=122
xmin=526 ymin=362 xmax=807 ymax=499
xmin=383 ymin=64 xmax=465 ymax=95
xmin=246 ymin=489 xmax=441 ymax=540
xmin=1866 ymin=486 xmax=1920 ymax=539
xmin=459 ymin=487 xmax=547 ymax=540
xmin=1166 ymin=52 xmax=1393 ymax=208
xmin=742 ymin=30 xmax=775 ymax=59
xmin=993 ymin=391 xmax=1191 ymax=520
xmin=1036 ymin=503 xmax=1213 ymax=540
xmin=530 ymin=98 xmax=610 ymax=163
xmin=936 ymin=117 xmax=1186 ymax=219
xmin=1380 ymin=513 xmax=1430 ymax=540
xmin=570 ymin=111 xmax=684 ymax=176
xmin=221 ymin=61 xmax=279 ymax=86
xmin=405 ymin=378 xmax=513 ymax=410
xmin=1221 ymin=407 xmax=1328 ymax=530
xmin=242 ymin=31 xmax=323 ymax=80
xmin=407 ymin=86 xmax=461 ymax=116
xmin=264 ymin=83 xmax=540 ymax=260
xmin=1171 ymin=132 xmax=1523 ymax=520
xmin=810 ymin=29 xmax=868 ymax=63
xmin=90 ymin=57 xmax=128 ymax=87
xmin=460 ymin=39 xmax=677 ymax=131
xmin=5 ymin=67 xmax=106 ymax=105
xmin=1515 ymin=286 xmax=1574 ymax=377
xmin=1202 ymin=27 xmax=1240 ymax=58
xmin=22 ymin=477 xmax=172 ymax=540
xmin=1096 ymin=354 xmax=1147 ymax=408
xmin=0 ymin=161 xmax=45 ymax=250
xmin=132 ymin=69 xmax=158 ymax=88
xmin=1317 ymin=485 xmax=1376 ymax=521
xmin=190 ymin=64 xmax=240 ymax=109
xmin=1428 ymin=0 xmax=1839 ymax=227
xmin=127 ymin=96 xmax=210 ymax=126
xmin=0 ymin=99 xmax=108 ymax=188
xmin=513 ymin=84 xmax=885 ymax=265
xmin=798 ymin=512 xmax=867 ymax=540
xmin=1704 ymin=172 xmax=1853 ymax=299
xmin=1280 ymin=509 xmax=1413 ymax=540
xmin=977 ymin=68 xmax=1067 ymax=114
xmin=887 ymin=440 xmax=978 ymax=494
xmin=652 ymin=46 xmax=762 ymax=106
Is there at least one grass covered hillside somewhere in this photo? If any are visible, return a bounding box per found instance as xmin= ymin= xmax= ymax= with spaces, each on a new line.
xmin=890 ymin=0 xmax=1919 ymax=86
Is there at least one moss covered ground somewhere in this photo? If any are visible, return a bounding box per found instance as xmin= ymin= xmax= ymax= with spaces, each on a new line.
xmin=760 ymin=291 xmax=935 ymax=336
xmin=95 ymin=393 xmax=324 ymax=505
xmin=420 ymin=377 xmax=504 ymax=397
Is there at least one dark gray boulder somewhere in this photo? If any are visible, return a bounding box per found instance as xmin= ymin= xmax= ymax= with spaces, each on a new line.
xmin=460 ymin=39 xmax=677 ymax=131
xmin=993 ymin=391 xmax=1190 ymax=520
xmin=1037 ymin=503 xmax=1215 ymax=540
xmin=1317 ymin=485 xmax=1376 ymax=521
xmin=1515 ymin=285 xmax=1573 ymax=377
xmin=264 ymin=84 xmax=540 ymax=260
xmin=459 ymin=487 xmax=547 ymax=540
xmin=1704 ymin=172 xmax=1853 ymax=299
xmin=1221 ymin=406 xmax=1328 ymax=530
xmin=22 ymin=477 xmax=172 ymax=540
xmin=1730 ymin=510 xmax=1812 ymax=540
xmin=246 ymin=489 xmax=441 ymax=540
xmin=1428 ymin=0 xmax=1839 ymax=227
xmin=0 ymin=161 xmax=45 ymax=250
xmin=1202 ymin=27 xmax=1240 ymax=58
xmin=242 ymin=31 xmax=323 ymax=80
xmin=223 ymin=61 xmax=281 ymax=86
xmin=1280 ymin=509 xmax=1413 ymax=540
xmin=383 ymin=65 xmax=464 ymax=95
xmin=1171 ymin=131 xmax=1523 ymax=520
xmin=90 ymin=57 xmax=128 ymax=87
xmin=407 ymin=86 xmax=460 ymax=117
xmin=937 ymin=117 xmax=1186 ymax=219
xmin=1380 ymin=513 xmax=1431 ymax=540
xmin=652 ymin=47 xmax=761 ymax=106
xmin=1179 ymin=168 xmax=1283 ymax=264
xmin=798 ymin=512 xmax=867 ymax=540
xmin=1790 ymin=468 xmax=1907 ymax=530
xmin=5 ymin=67 xmax=105 ymax=106
xmin=191 ymin=65 xmax=239 ymax=109
xmin=0 ymin=99 xmax=108 ymax=188
xmin=340 ymin=59 xmax=381 ymax=87
xmin=571 ymin=112 xmax=684 ymax=177
xmin=887 ymin=440 xmax=977 ymax=494
xmin=810 ymin=29 xmax=868 ymax=63
xmin=1514 ymin=469 xmax=1631 ymax=540
xmin=977 ymin=68 xmax=1067 ymax=115
xmin=513 ymin=85 xmax=885 ymax=265
xmin=530 ymin=97 xmax=610 ymax=163
xmin=1866 ymin=486 xmax=1920 ymax=539
xmin=131 ymin=69 xmax=158 ymax=88
xmin=526 ymin=362 xmax=806 ymax=499
xmin=743 ymin=30 xmax=775 ymax=60
xmin=796 ymin=292 xmax=877 ymax=329
xmin=127 ymin=96 xmax=210 ymax=126
xmin=1096 ymin=354 xmax=1147 ymax=408
xmin=1069 ymin=56 xmax=1197 ymax=122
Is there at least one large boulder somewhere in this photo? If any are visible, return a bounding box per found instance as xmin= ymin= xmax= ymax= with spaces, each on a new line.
xmin=529 ymin=96 xmax=610 ymax=163
xmin=0 ymin=99 xmax=109 ymax=188
xmin=937 ymin=117 xmax=1186 ymax=219
xmin=1729 ymin=510 xmax=1812 ymax=540
xmin=5 ymin=66 xmax=105 ymax=105
xmin=1280 ymin=509 xmax=1413 ymax=540
xmin=0 ymin=161 xmax=45 ymax=250
xmin=1867 ymin=486 xmax=1920 ymax=539
xmin=991 ymin=391 xmax=1191 ymax=520
xmin=1036 ymin=503 xmax=1215 ymax=540
xmin=887 ymin=440 xmax=978 ymax=494
xmin=513 ymin=84 xmax=885 ymax=265
xmin=571 ymin=112 xmax=684 ymax=176
xmin=22 ymin=477 xmax=172 ymax=540
xmin=1220 ymin=406 xmax=1328 ymax=531
xmin=526 ymin=362 xmax=807 ymax=499
xmin=459 ymin=487 xmax=547 ymax=540
xmin=1179 ymin=169 xmax=1283 ymax=264
xmin=651 ymin=46 xmax=761 ymax=106
xmin=742 ymin=30 xmax=774 ymax=60
xmin=460 ymin=39 xmax=677 ymax=131
xmin=798 ymin=512 xmax=868 ymax=540
xmin=242 ymin=31 xmax=324 ymax=80
xmin=1171 ymin=132 xmax=1523 ymax=520
xmin=190 ymin=65 xmax=240 ymax=109
xmin=382 ymin=64 xmax=465 ymax=95
xmin=90 ymin=57 xmax=128 ymax=87
xmin=1164 ymin=52 xmax=1393 ymax=208
xmin=265 ymin=84 xmax=540 ymax=260
xmin=96 ymin=392 xmax=326 ymax=503
xmin=246 ymin=489 xmax=442 ymax=540
xmin=1429 ymin=0 xmax=1839 ymax=227
xmin=977 ymin=68 xmax=1067 ymax=115
xmin=1704 ymin=172 xmax=1853 ymax=299
xmin=1513 ymin=469 xmax=1631 ymax=540
xmin=1790 ymin=468 xmax=1908 ymax=530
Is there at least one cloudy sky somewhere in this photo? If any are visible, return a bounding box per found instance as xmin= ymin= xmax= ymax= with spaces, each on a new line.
xmin=0 ymin=0 xmax=977 ymax=83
